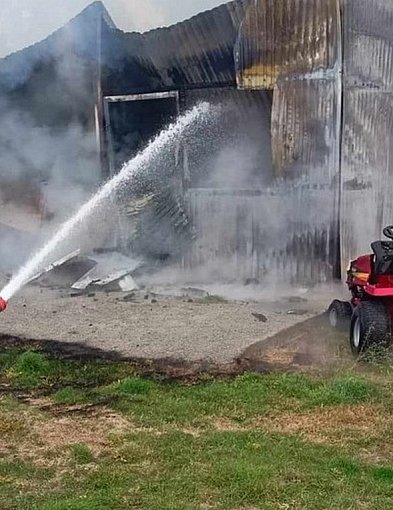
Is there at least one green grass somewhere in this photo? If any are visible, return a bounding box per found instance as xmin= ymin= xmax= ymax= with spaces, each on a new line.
xmin=111 ymin=376 xmax=156 ymax=396
xmin=3 ymin=432 xmax=393 ymax=510
xmin=0 ymin=348 xmax=135 ymax=390
xmin=69 ymin=444 xmax=95 ymax=465
xmin=107 ymin=372 xmax=381 ymax=428
xmin=1 ymin=346 xmax=393 ymax=509
xmin=52 ymin=387 xmax=89 ymax=405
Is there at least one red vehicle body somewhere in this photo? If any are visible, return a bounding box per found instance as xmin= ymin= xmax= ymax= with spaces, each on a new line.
xmin=329 ymin=226 xmax=393 ymax=354
xmin=0 ymin=297 xmax=7 ymax=313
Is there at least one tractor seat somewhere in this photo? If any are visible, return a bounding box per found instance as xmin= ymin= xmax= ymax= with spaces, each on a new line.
xmin=371 ymin=241 xmax=393 ymax=275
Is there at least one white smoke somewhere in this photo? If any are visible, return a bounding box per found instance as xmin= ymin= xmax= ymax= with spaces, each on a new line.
xmin=109 ymin=0 xmax=167 ymax=31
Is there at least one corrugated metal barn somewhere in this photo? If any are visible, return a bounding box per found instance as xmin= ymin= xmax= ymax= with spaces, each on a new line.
xmin=0 ymin=0 xmax=392 ymax=285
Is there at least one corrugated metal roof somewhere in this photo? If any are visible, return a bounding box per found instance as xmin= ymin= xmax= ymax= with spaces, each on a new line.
xmin=235 ymin=0 xmax=340 ymax=90
xmin=0 ymin=0 xmax=250 ymax=96
xmin=101 ymin=0 xmax=249 ymax=94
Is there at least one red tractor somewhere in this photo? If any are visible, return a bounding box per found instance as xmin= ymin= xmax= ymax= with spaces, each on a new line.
xmin=328 ymin=226 xmax=393 ymax=355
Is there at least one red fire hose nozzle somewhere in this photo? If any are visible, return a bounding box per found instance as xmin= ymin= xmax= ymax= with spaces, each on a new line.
xmin=0 ymin=297 xmax=7 ymax=313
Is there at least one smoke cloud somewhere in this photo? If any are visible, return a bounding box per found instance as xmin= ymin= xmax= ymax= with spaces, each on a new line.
xmin=0 ymin=98 xmax=104 ymax=271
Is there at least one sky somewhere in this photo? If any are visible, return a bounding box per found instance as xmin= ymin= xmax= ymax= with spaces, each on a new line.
xmin=0 ymin=0 xmax=227 ymax=58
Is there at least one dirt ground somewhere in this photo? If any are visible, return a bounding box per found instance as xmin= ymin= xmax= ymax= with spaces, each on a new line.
xmin=0 ymin=283 xmax=346 ymax=372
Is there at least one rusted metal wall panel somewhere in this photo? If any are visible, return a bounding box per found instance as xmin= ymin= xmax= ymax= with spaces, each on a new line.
xmin=340 ymin=90 xmax=393 ymax=272
xmin=181 ymin=0 xmax=342 ymax=285
xmin=344 ymin=0 xmax=393 ymax=90
xmin=272 ymin=78 xmax=340 ymax=183
xmin=266 ymin=1 xmax=341 ymax=284
xmin=340 ymin=0 xmax=393 ymax=275
xmin=184 ymin=187 xmax=336 ymax=285
xmin=235 ymin=0 xmax=340 ymax=90
xmin=270 ymin=77 xmax=341 ymax=283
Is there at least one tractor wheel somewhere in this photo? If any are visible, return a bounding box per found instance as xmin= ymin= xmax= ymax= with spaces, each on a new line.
xmin=350 ymin=301 xmax=391 ymax=355
xmin=328 ymin=300 xmax=352 ymax=330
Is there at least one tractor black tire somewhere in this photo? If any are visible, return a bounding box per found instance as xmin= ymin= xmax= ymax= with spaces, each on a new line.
xmin=328 ymin=300 xmax=352 ymax=330
xmin=350 ymin=301 xmax=391 ymax=355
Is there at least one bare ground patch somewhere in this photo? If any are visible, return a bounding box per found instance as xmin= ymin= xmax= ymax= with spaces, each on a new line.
xmin=238 ymin=315 xmax=352 ymax=373
xmin=262 ymin=404 xmax=391 ymax=443
xmin=0 ymin=403 xmax=134 ymax=473
xmin=211 ymin=403 xmax=393 ymax=461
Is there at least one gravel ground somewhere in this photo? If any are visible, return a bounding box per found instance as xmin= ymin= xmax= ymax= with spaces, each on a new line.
xmin=0 ymin=284 xmax=342 ymax=363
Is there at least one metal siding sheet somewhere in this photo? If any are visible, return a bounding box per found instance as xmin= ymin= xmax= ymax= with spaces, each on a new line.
xmin=266 ymin=2 xmax=342 ymax=282
xmin=344 ymin=0 xmax=393 ymax=89
xmin=340 ymin=0 xmax=393 ymax=275
xmin=232 ymin=0 xmax=342 ymax=284
xmin=340 ymin=89 xmax=393 ymax=272
xmin=272 ymin=78 xmax=339 ymax=183
xmin=236 ymin=0 xmax=340 ymax=90
xmin=345 ymin=34 xmax=393 ymax=91
xmin=179 ymin=0 xmax=342 ymax=284
xmin=185 ymin=187 xmax=336 ymax=284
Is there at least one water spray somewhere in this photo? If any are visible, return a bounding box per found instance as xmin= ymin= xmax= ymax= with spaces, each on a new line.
xmin=0 ymin=103 xmax=211 ymax=310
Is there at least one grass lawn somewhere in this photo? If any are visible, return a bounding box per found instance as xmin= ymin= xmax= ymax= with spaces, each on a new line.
xmin=0 ymin=346 xmax=393 ymax=509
